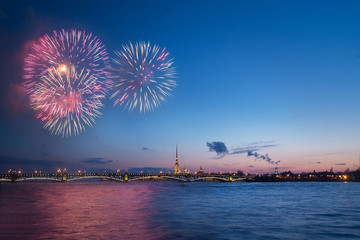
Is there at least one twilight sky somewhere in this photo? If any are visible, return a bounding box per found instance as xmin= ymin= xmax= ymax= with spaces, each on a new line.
xmin=0 ymin=0 xmax=360 ymax=174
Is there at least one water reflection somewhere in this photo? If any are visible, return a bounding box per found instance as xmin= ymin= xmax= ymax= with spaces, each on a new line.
xmin=1 ymin=181 xmax=360 ymax=240
xmin=0 ymin=180 xmax=165 ymax=239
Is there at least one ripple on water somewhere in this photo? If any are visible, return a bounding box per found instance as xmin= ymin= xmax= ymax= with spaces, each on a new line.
xmin=0 ymin=181 xmax=359 ymax=239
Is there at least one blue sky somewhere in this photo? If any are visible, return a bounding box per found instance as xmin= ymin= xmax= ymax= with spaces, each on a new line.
xmin=0 ymin=0 xmax=360 ymax=173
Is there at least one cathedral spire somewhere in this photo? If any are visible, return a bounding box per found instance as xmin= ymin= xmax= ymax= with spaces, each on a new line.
xmin=174 ymin=144 xmax=180 ymax=174
xmin=176 ymin=143 xmax=178 ymax=162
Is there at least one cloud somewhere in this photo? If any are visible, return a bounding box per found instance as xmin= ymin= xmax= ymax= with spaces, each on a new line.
xmin=206 ymin=141 xmax=228 ymax=157
xmin=206 ymin=140 xmax=280 ymax=164
xmin=247 ymin=151 xmax=259 ymax=158
xmin=142 ymin=147 xmax=149 ymax=150
xmin=248 ymin=165 xmax=255 ymax=168
xmin=309 ymin=161 xmax=322 ymax=164
xmin=335 ymin=163 xmax=346 ymax=165
xmin=247 ymin=151 xmax=280 ymax=165
xmin=82 ymin=158 xmax=112 ymax=165
xmin=231 ymin=142 xmax=278 ymax=155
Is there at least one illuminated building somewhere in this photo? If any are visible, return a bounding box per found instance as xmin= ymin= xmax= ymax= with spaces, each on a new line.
xmin=174 ymin=144 xmax=180 ymax=174
xmin=199 ymin=166 xmax=204 ymax=174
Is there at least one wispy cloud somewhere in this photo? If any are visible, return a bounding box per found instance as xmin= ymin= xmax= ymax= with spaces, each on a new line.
xmin=82 ymin=158 xmax=112 ymax=165
xmin=206 ymin=140 xmax=280 ymax=165
xmin=335 ymin=163 xmax=346 ymax=166
xmin=247 ymin=151 xmax=280 ymax=165
xmin=230 ymin=142 xmax=278 ymax=155
xmin=309 ymin=161 xmax=322 ymax=164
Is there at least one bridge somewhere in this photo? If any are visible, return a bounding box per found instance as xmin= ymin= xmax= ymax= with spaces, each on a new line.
xmin=0 ymin=172 xmax=253 ymax=183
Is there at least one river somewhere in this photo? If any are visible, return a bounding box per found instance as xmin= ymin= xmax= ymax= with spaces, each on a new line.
xmin=0 ymin=181 xmax=359 ymax=239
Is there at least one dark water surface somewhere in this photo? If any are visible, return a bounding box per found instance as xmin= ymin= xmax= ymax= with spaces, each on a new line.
xmin=0 ymin=181 xmax=359 ymax=240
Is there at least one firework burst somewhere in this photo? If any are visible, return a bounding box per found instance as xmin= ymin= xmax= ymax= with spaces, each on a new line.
xmin=30 ymin=65 xmax=105 ymax=137
xmin=24 ymin=29 xmax=111 ymax=136
xmin=111 ymin=41 xmax=176 ymax=113
xmin=24 ymin=29 xmax=111 ymax=94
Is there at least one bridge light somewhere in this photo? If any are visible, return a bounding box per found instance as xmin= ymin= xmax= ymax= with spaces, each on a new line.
xmin=18 ymin=171 xmax=21 ymax=174
xmin=78 ymin=170 xmax=81 ymax=174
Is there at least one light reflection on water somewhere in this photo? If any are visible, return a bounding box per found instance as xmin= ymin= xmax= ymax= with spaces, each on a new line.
xmin=0 ymin=181 xmax=360 ymax=239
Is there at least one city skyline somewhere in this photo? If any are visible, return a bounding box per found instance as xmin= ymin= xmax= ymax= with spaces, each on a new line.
xmin=1 ymin=0 xmax=360 ymax=174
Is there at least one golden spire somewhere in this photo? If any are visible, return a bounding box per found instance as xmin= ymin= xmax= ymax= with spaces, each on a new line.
xmin=174 ymin=144 xmax=180 ymax=174
xmin=176 ymin=143 xmax=178 ymax=163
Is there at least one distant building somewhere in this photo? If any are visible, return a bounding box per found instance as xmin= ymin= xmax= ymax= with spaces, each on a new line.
xmin=174 ymin=144 xmax=180 ymax=174
xmin=183 ymin=165 xmax=188 ymax=174
xmin=198 ymin=166 xmax=204 ymax=174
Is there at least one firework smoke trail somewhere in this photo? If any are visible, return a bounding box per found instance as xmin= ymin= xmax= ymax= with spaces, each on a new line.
xmin=30 ymin=65 xmax=105 ymax=137
xmin=111 ymin=41 xmax=176 ymax=113
xmin=24 ymin=29 xmax=111 ymax=94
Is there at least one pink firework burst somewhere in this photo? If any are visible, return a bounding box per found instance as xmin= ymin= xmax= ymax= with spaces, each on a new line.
xmin=30 ymin=65 xmax=105 ymax=137
xmin=24 ymin=29 xmax=111 ymax=94
xmin=23 ymin=29 xmax=111 ymax=136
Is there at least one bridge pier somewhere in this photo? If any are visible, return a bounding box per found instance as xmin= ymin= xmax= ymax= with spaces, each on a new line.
xmin=10 ymin=173 xmax=19 ymax=182
xmin=124 ymin=173 xmax=129 ymax=182
xmin=185 ymin=174 xmax=192 ymax=182
xmin=60 ymin=173 xmax=67 ymax=182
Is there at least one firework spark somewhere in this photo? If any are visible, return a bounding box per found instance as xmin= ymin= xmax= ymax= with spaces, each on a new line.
xmin=24 ymin=29 xmax=111 ymax=94
xmin=30 ymin=65 xmax=105 ymax=137
xmin=111 ymin=41 xmax=176 ymax=113
xmin=24 ymin=29 xmax=111 ymax=136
